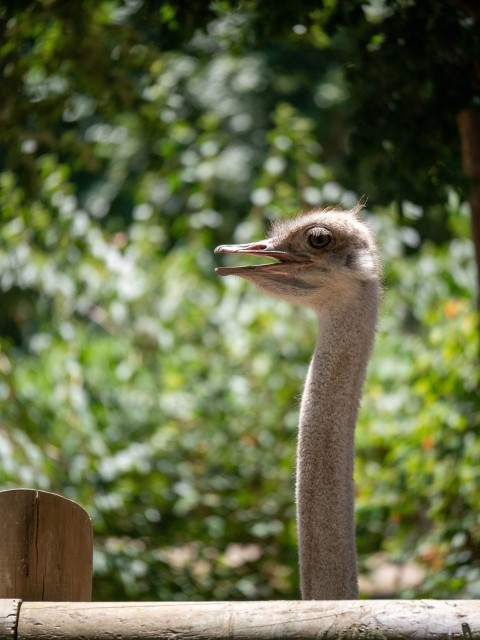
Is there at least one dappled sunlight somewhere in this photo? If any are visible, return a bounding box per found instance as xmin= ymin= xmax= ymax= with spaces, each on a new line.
xmin=1 ymin=0 xmax=479 ymax=601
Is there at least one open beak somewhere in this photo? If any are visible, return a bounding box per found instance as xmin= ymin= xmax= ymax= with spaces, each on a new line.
xmin=214 ymin=239 xmax=308 ymax=276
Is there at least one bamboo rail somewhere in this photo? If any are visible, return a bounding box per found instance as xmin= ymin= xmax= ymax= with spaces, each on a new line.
xmin=1 ymin=599 xmax=480 ymax=640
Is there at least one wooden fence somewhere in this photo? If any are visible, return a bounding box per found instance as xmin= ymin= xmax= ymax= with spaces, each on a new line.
xmin=0 ymin=488 xmax=479 ymax=640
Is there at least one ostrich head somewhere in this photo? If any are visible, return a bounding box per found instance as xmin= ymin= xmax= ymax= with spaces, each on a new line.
xmin=215 ymin=206 xmax=380 ymax=311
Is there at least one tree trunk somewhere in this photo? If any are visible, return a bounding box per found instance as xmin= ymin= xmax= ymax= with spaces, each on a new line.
xmin=458 ymin=108 xmax=480 ymax=311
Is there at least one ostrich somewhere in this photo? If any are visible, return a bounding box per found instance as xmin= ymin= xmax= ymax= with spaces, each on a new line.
xmin=214 ymin=206 xmax=381 ymax=600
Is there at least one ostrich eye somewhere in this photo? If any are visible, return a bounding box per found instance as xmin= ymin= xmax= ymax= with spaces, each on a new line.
xmin=306 ymin=227 xmax=335 ymax=250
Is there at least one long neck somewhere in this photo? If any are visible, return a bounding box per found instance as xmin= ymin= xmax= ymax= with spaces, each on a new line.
xmin=296 ymin=282 xmax=379 ymax=599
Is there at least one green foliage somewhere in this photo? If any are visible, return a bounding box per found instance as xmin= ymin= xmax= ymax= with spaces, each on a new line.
xmin=0 ymin=174 xmax=299 ymax=599
xmin=1 ymin=0 xmax=479 ymax=602
xmin=358 ymin=208 xmax=479 ymax=597
xmin=318 ymin=0 xmax=480 ymax=207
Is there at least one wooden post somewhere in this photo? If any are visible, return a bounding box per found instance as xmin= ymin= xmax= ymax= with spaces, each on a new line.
xmin=0 ymin=489 xmax=93 ymax=601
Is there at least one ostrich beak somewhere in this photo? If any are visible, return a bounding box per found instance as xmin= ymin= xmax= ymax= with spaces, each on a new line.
xmin=214 ymin=239 xmax=307 ymax=276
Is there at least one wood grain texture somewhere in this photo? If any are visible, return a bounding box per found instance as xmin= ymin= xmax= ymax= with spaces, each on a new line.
xmin=14 ymin=600 xmax=480 ymax=640
xmin=0 ymin=489 xmax=92 ymax=601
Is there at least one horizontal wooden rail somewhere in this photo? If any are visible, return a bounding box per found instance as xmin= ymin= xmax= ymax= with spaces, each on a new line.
xmin=1 ymin=599 xmax=480 ymax=640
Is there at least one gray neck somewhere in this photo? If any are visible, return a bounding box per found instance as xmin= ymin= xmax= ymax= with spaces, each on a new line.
xmin=296 ymin=281 xmax=379 ymax=599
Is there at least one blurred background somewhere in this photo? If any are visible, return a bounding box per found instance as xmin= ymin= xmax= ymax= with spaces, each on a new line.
xmin=0 ymin=0 xmax=479 ymax=600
